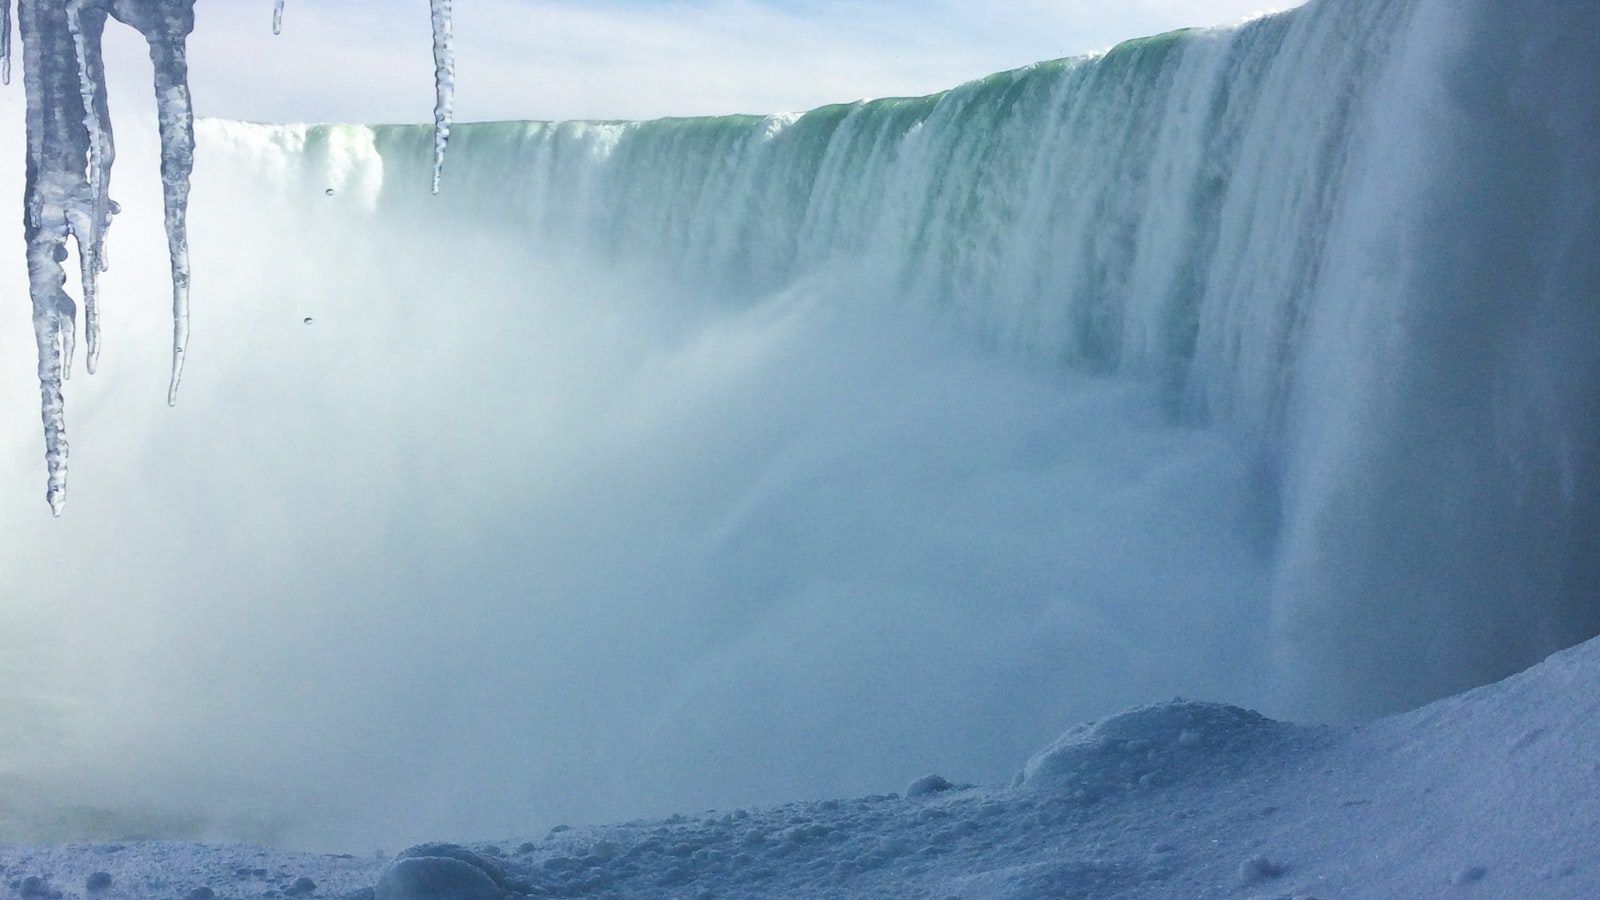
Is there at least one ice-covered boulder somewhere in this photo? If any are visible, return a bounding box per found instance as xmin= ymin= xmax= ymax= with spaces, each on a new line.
xmin=374 ymin=843 xmax=523 ymax=900
xmin=375 ymin=857 xmax=498 ymax=900
xmin=904 ymin=774 xmax=955 ymax=798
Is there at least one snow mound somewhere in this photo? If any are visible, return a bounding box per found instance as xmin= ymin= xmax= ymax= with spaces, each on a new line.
xmin=1016 ymin=700 xmax=1293 ymax=795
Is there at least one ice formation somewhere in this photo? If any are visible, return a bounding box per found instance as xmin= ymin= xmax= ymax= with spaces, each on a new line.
xmin=429 ymin=0 xmax=453 ymax=194
xmin=1 ymin=0 xmax=10 ymax=85
xmin=8 ymin=0 xmax=454 ymax=514
xmin=9 ymin=0 xmax=196 ymax=515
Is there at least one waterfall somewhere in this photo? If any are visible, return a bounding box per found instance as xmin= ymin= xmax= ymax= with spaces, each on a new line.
xmin=248 ymin=0 xmax=1600 ymax=719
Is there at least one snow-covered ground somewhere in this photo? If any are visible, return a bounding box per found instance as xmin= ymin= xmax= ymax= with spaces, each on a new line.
xmin=5 ymin=635 xmax=1596 ymax=899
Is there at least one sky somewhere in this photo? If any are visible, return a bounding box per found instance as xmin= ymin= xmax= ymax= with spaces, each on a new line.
xmin=149 ymin=0 xmax=1296 ymax=124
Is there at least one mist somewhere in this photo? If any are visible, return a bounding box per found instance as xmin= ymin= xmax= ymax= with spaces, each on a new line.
xmin=0 ymin=112 xmax=1274 ymax=851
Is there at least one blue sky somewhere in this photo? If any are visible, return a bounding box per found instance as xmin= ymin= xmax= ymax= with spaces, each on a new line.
xmin=155 ymin=0 xmax=1295 ymax=123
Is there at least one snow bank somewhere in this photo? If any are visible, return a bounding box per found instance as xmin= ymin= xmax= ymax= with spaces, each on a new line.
xmin=5 ymin=635 xmax=1598 ymax=898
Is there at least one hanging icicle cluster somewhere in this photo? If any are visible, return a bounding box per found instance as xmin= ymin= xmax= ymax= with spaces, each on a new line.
xmin=3 ymin=0 xmax=195 ymax=515
xmin=1 ymin=0 xmax=454 ymax=514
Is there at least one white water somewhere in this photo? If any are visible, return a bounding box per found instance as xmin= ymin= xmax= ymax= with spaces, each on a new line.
xmin=1 ymin=0 xmax=1596 ymax=851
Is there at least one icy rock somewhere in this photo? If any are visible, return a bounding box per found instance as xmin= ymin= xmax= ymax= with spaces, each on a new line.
xmin=85 ymin=872 xmax=113 ymax=892
xmin=18 ymin=875 xmax=56 ymax=898
xmin=1452 ymin=865 xmax=1488 ymax=885
xmin=397 ymin=844 xmax=507 ymax=879
xmin=905 ymin=774 xmax=954 ymax=798
xmin=284 ymin=875 xmax=318 ymax=895
xmin=1238 ymin=855 xmax=1287 ymax=883
xmin=374 ymin=857 xmax=498 ymax=900
xmin=182 ymin=888 xmax=215 ymax=900
xmin=376 ymin=843 xmax=525 ymax=899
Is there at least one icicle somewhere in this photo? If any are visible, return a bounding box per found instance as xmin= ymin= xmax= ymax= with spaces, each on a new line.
xmin=33 ymin=296 xmax=68 ymax=517
xmin=272 ymin=0 xmax=283 ymax=35
xmin=19 ymin=0 xmax=89 ymax=514
xmin=430 ymin=0 xmax=453 ymax=193
xmin=26 ymin=233 xmax=73 ymax=516
xmin=66 ymin=0 xmax=110 ymax=374
xmin=58 ymin=292 xmax=76 ymax=379
xmin=145 ymin=28 xmax=196 ymax=406
xmin=2 ymin=0 xmax=11 ymax=86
